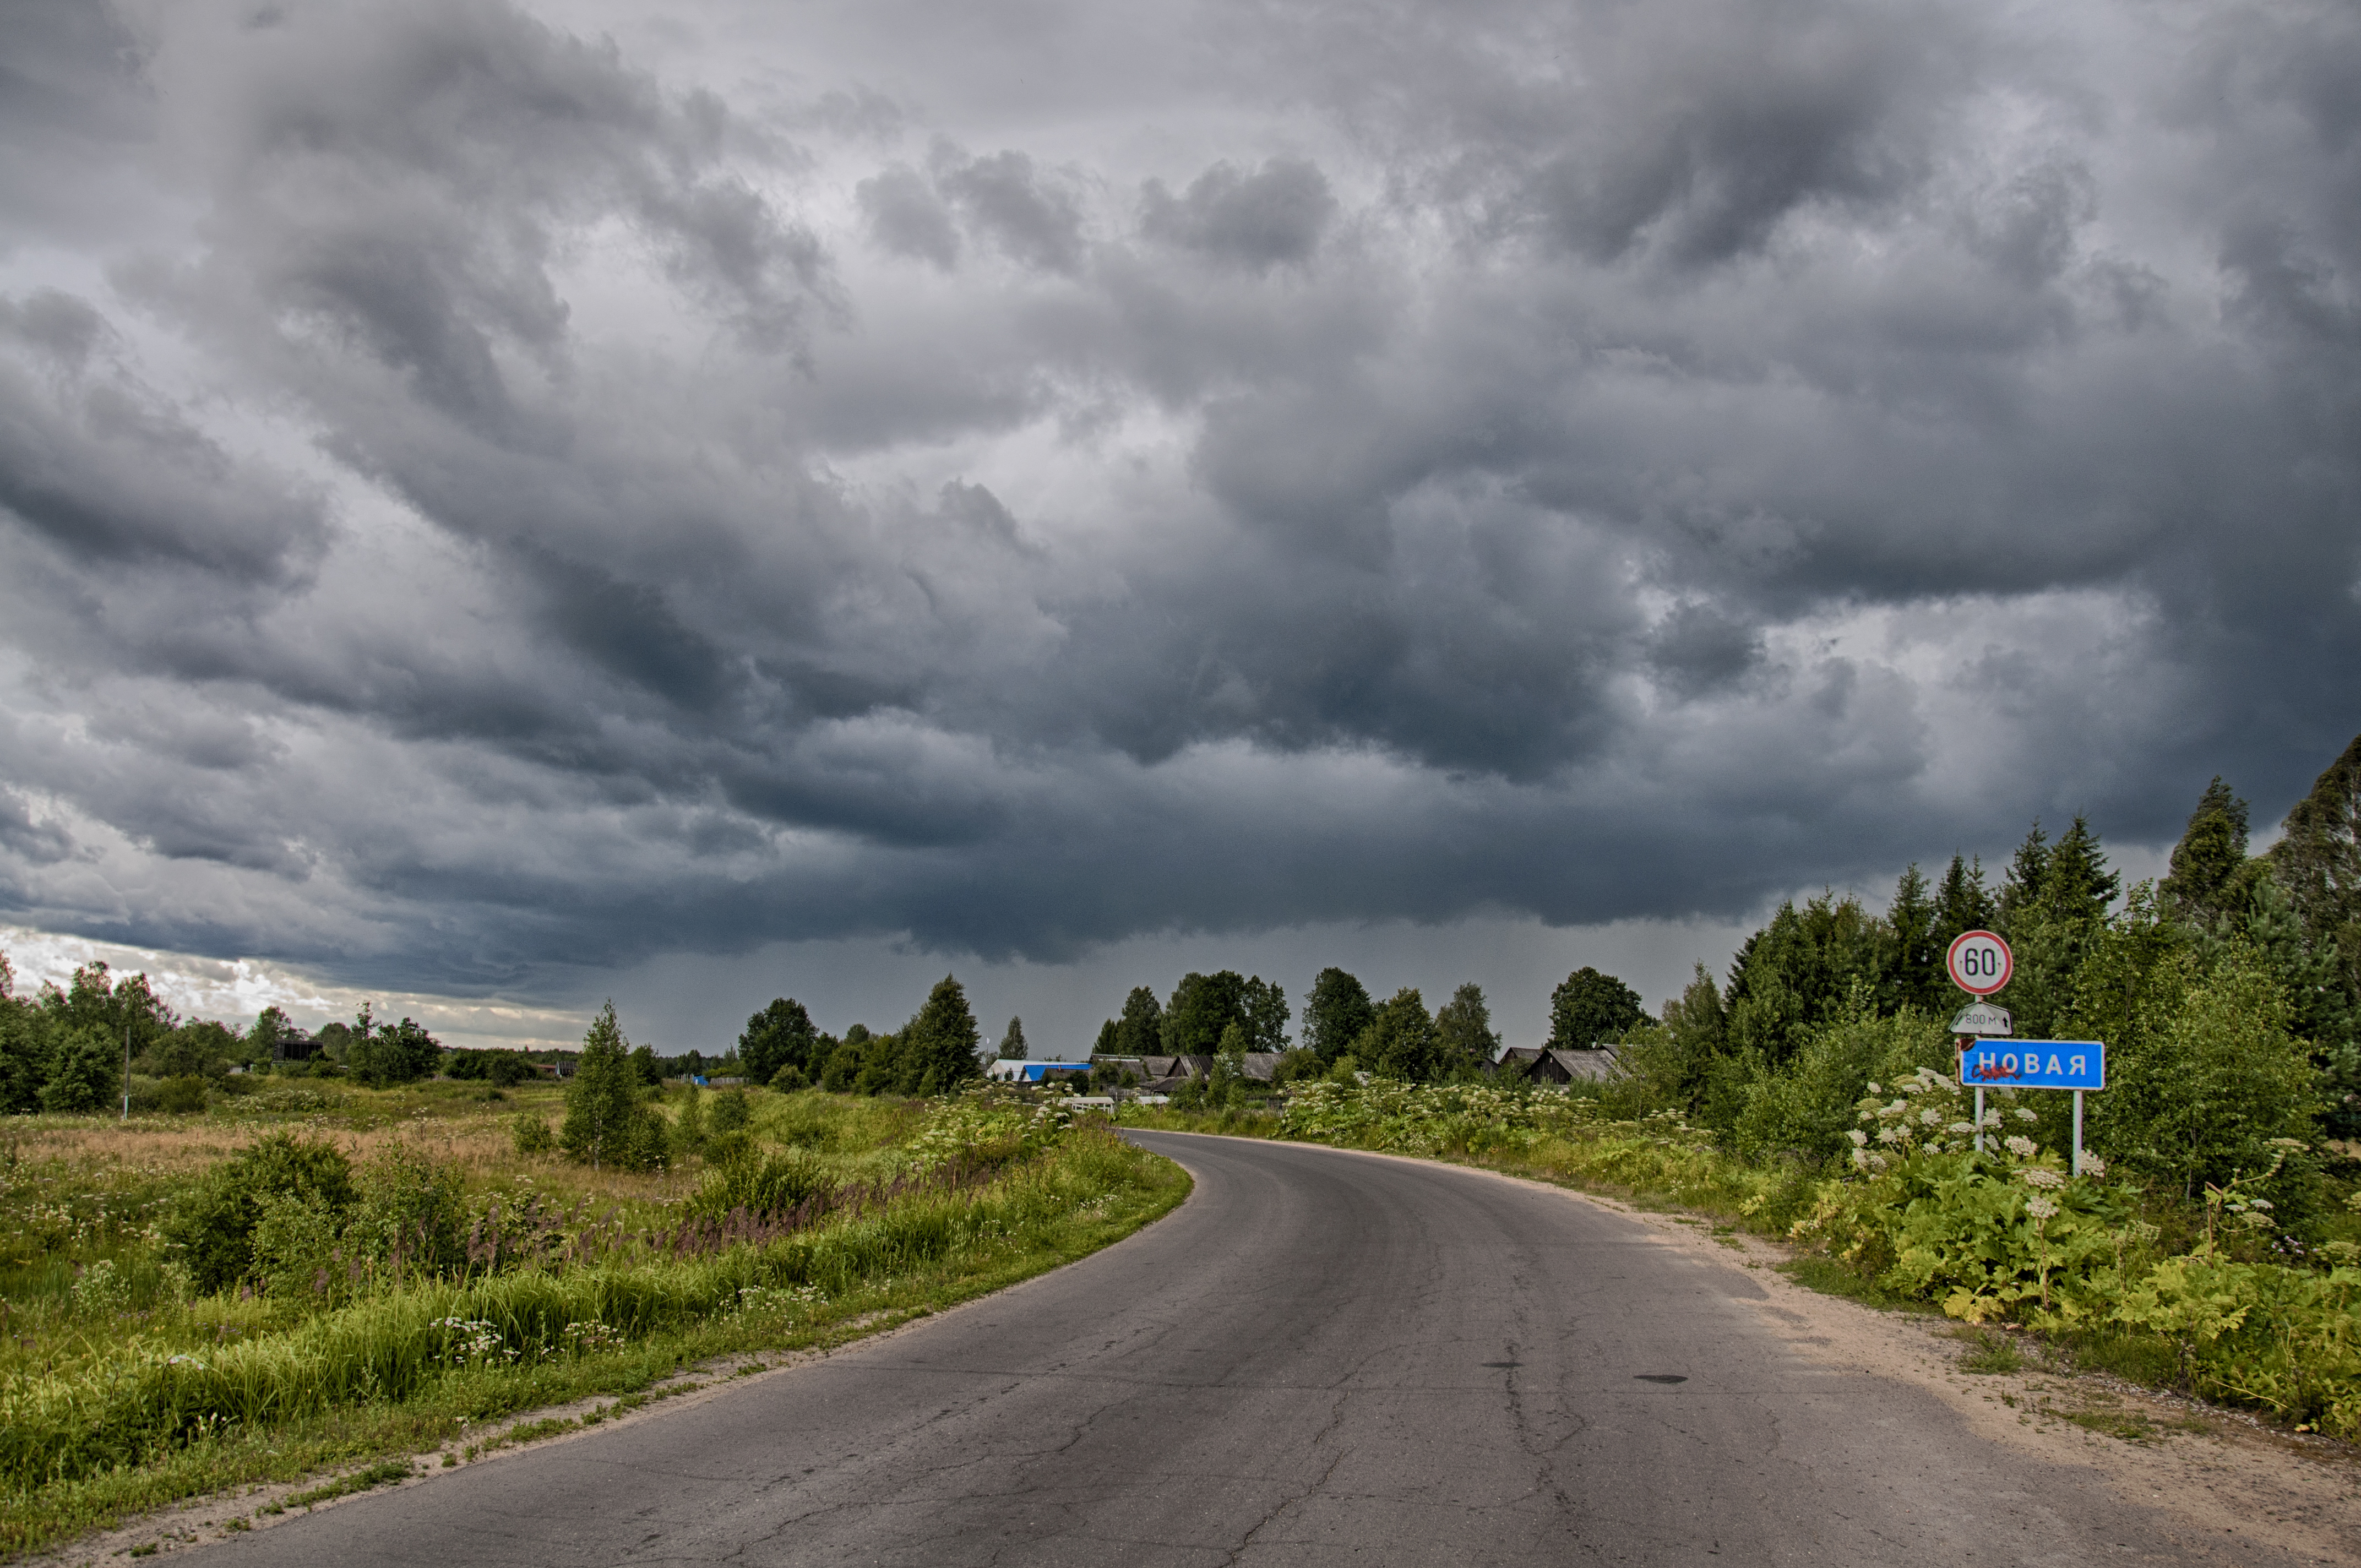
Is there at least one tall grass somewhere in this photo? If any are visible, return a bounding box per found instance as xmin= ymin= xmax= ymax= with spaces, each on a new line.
xmin=0 ymin=1090 xmax=1184 ymax=1555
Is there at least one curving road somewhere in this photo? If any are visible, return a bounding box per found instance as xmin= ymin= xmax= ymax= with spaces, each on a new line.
xmin=186 ymin=1131 xmax=2288 ymax=1566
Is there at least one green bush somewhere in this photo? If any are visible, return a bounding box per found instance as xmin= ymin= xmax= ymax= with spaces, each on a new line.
xmin=38 ymin=1025 xmax=119 ymax=1113
xmin=2087 ymin=945 xmax=2323 ymax=1212
xmin=710 ymin=1089 xmax=751 ymax=1133
xmin=688 ymin=1151 xmax=829 ymax=1222
xmin=156 ymin=1075 xmax=209 ymax=1114
xmin=1731 ymin=995 xmax=1951 ymax=1161
xmin=163 ymin=1134 xmax=356 ymax=1293
xmin=512 ymin=1114 xmax=556 ymax=1155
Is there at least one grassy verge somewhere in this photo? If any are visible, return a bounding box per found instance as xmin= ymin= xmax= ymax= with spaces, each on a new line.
xmin=0 ymin=1091 xmax=1187 ymax=1559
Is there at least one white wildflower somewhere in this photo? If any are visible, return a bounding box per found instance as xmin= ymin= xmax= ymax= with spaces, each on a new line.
xmin=1919 ymin=1108 xmax=1941 ymax=1127
xmin=2013 ymin=1109 xmax=2038 ymax=1124
xmin=2081 ymin=1155 xmax=2107 ymax=1179
xmin=2025 ymin=1194 xmax=2060 ymax=1221
xmin=1866 ymin=1083 xmax=1882 ymax=1095
xmin=2004 ymin=1135 xmax=2038 ymax=1160
xmin=1847 ymin=1129 xmax=1869 ymax=1147
xmin=1949 ymin=1121 xmax=1977 ymax=1135
xmin=1850 ymin=1148 xmax=1872 ymax=1170
xmin=1876 ymin=1126 xmax=1903 ymax=1146
xmin=2246 ymin=1198 xmax=2273 ymax=1212
xmin=2020 ymin=1167 xmax=2065 ymax=1190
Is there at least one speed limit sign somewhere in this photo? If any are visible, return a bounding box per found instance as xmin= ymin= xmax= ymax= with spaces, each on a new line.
xmin=1946 ymin=929 xmax=2013 ymax=995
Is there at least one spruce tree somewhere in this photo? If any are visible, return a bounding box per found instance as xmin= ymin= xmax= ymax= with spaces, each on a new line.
xmin=2269 ymin=731 xmax=2361 ymax=1013
xmin=1932 ymin=853 xmax=1996 ymax=946
xmin=1996 ymin=822 xmax=2051 ymax=937
xmin=2161 ymin=777 xmax=2253 ymax=928
xmin=999 ymin=1016 xmax=1029 ymax=1060
xmin=2003 ymin=815 xmax=2119 ymax=1038
xmin=1879 ymin=864 xmax=1945 ymax=1016
xmin=905 ymin=976 xmax=983 ymax=1094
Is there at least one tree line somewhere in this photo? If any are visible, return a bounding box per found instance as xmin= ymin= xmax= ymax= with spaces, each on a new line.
xmin=1600 ymin=734 xmax=2361 ymax=1221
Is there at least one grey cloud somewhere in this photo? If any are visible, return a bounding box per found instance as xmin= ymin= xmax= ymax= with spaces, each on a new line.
xmin=0 ymin=291 xmax=327 ymax=580
xmin=937 ymin=148 xmax=1086 ymax=274
xmin=1646 ymin=603 xmax=1761 ymax=699
xmin=858 ymin=165 xmax=960 ymax=267
xmin=1140 ymin=158 xmax=1335 ymax=270
xmin=0 ymin=0 xmax=2356 ymax=1002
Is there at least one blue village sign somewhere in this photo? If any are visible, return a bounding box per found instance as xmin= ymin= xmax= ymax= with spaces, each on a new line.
xmin=1957 ymin=1040 xmax=2105 ymax=1092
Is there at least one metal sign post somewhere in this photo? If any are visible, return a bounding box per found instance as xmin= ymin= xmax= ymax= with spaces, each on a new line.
xmin=1957 ymin=1041 xmax=2107 ymax=1174
xmin=1946 ymin=932 xmax=2015 ymax=1153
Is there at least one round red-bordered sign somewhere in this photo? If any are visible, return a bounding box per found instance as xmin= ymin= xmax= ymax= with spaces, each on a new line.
xmin=1946 ymin=929 xmax=2013 ymax=995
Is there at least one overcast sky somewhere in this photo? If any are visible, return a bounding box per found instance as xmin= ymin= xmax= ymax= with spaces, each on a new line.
xmin=1 ymin=0 xmax=2354 ymax=1055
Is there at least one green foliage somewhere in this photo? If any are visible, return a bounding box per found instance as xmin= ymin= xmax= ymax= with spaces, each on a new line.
xmin=0 ymin=994 xmax=46 ymax=1113
xmin=1351 ymin=988 xmax=1444 ymax=1081
xmin=155 ymin=1076 xmax=209 ymax=1114
xmin=0 ymin=1104 xmax=1180 ymax=1526
xmin=164 ymin=1134 xmax=357 ymax=1293
xmin=345 ymin=1009 xmax=441 ymax=1087
xmin=1723 ymin=894 xmax=1881 ymax=1070
xmin=1239 ymin=977 xmax=1290 ymax=1052
xmin=2085 ymin=944 xmax=2322 ymax=1206
xmin=1302 ymin=968 xmax=1375 ymax=1063
xmin=739 ymin=997 xmax=821 ymax=1086
xmin=709 ymin=1088 xmax=751 ymax=1133
xmin=1932 ymin=852 xmax=1996 ymax=950
xmin=512 ymin=1114 xmax=556 ymax=1155
xmin=901 ymin=976 xmax=985 ymax=1096
xmin=1434 ymin=982 xmax=1500 ymax=1073
xmin=1161 ymin=971 xmax=1248 ymax=1055
xmin=1608 ymin=965 xmax=1725 ymax=1121
xmin=1547 ymin=967 xmax=1643 ymax=1050
xmin=2161 ymin=777 xmax=2258 ymax=928
xmin=1113 ymin=987 xmax=1163 ymax=1057
xmin=1998 ymin=815 xmax=2120 ymax=1039
xmin=686 ymin=1150 xmax=829 ymax=1222
xmin=1731 ymin=993 xmax=1953 ymax=1161
xmin=150 ymin=1021 xmax=237 ymax=1080
xmin=1877 ymin=864 xmax=1949 ymax=1016
xmin=998 ymin=1016 xmax=1029 ymax=1060
xmin=2268 ymin=730 xmax=2361 ymax=1014
xmin=560 ymin=1003 xmax=667 ymax=1172
xmin=671 ymin=1085 xmax=708 ymax=1155
xmin=39 ymin=1025 xmax=121 ymax=1114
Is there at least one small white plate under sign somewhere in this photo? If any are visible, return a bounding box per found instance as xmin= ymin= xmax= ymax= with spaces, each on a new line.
xmin=1949 ymin=1002 xmax=2014 ymax=1037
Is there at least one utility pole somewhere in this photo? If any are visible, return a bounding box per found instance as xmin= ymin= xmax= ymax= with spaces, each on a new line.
xmin=122 ymin=1022 xmax=131 ymax=1121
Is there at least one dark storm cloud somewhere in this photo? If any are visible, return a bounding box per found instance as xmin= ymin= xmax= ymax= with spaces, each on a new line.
xmin=1140 ymin=159 xmax=1335 ymax=271
xmin=935 ymin=148 xmax=1087 ymax=274
xmin=0 ymin=0 xmax=2357 ymax=997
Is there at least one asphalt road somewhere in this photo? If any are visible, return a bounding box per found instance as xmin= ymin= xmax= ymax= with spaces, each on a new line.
xmin=190 ymin=1131 xmax=2288 ymax=1566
